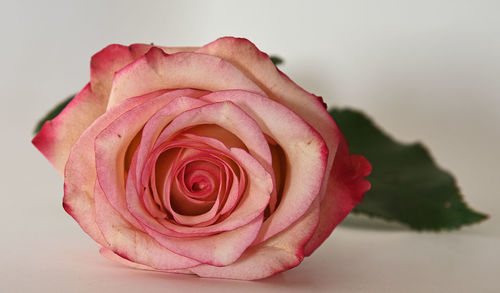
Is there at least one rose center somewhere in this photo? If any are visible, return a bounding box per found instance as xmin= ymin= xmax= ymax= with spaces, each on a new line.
xmin=191 ymin=180 xmax=208 ymax=192
xmin=180 ymin=160 xmax=220 ymax=202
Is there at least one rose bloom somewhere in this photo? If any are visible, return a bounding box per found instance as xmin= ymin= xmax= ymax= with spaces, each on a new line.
xmin=32 ymin=37 xmax=371 ymax=280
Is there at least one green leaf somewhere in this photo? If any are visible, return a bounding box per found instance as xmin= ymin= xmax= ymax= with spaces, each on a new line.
xmin=269 ymin=55 xmax=283 ymax=66
xmin=330 ymin=108 xmax=488 ymax=230
xmin=33 ymin=95 xmax=75 ymax=135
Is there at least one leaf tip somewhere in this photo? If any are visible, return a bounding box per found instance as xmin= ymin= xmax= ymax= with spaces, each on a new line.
xmin=269 ymin=55 xmax=284 ymax=66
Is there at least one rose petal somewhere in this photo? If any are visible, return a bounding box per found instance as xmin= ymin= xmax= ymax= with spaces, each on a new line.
xmin=33 ymin=44 xmax=155 ymax=175
xmin=99 ymin=247 xmax=194 ymax=275
xmin=153 ymin=101 xmax=271 ymax=160
xmin=94 ymin=182 xmax=200 ymax=270
xmin=128 ymin=102 xmax=273 ymax=236
xmin=190 ymin=197 xmax=321 ymax=280
xmin=178 ymin=134 xmax=247 ymax=216
xmin=147 ymin=142 xmax=244 ymax=226
xmin=163 ymin=155 xmax=228 ymax=226
xmin=144 ymin=213 xmax=264 ymax=267
xmin=186 ymin=124 xmax=248 ymax=150
xmin=90 ymin=44 xmax=153 ymax=98
xmin=149 ymin=141 xmax=243 ymax=227
xmin=63 ymin=89 xmax=194 ymax=245
xmin=107 ymin=47 xmax=266 ymax=109
xmin=127 ymin=143 xmax=272 ymax=238
xmin=91 ymin=44 xmax=200 ymax=99
xmin=96 ymin=91 xmax=207 ymax=230
xmin=62 ymin=90 xmax=167 ymax=245
xmin=32 ymin=84 xmax=105 ymax=175
xmin=32 ymin=44 xmax=202 ymax=175
xmin=147 ymin=146 xmax=181 ymax=217
xmin=153 ymin=101 xmax=273 ymax=203
xmin=303 ymin=140 xmax=372 ymax=256
xmin=201 ymin=90 xmax=328 ymax=243
xmin=135 ymin=96 xmax=209 ymax=190
xmin=140 ymin=148 xmax=271 ymax=266
xmin=99 ymin=247 xmax=156 ymax=271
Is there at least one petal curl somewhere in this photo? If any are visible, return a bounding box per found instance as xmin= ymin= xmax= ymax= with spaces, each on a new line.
xmin=90 ymin=44 xmax=152 ymax=98
xmin=99 ymin=247 xmax=194 ymax=275
xmin=107 ymin=47 xmax=266 ymax=109
xmin=144 ymin=214 xmax=264 ymax=267
xmin=303 ymin=140 xmax=372 ymax=256
xmin=190 ymin=198 xmax=320 ymax=280
xmin=90 ymin=43 xmax=199 ymax=99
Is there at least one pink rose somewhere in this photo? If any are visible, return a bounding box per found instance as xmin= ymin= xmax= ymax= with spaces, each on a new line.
xmin=33 ymin=37 xmax=371 ymax=280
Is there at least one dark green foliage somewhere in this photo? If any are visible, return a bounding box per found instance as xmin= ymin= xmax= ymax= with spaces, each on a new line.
xmin=330 ymin=108 xmax=488 ymax=230
xmin=269 ymin=55 xmax=283 ymax=66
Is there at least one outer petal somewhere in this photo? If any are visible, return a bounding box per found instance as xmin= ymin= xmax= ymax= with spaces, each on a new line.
xmin=106 ymin=47 xmax=266 ymax=109
xmin=99 ymin=247 xmax=194 ymax=275
xmin=32 ymin=84 xmax=105 ymax=175
xmin=94 ymin=183 xmax=200 ymax=270
xmin=90 ymin=44 xmax=198 ymax=98
xmin=63 ymin=90 xmax=180 ymax=246
xmin=33 ymin=44 xmax=153 ymax=175
xmin=197 ymin=37 xmax=341 ymax=201
xmin=190 ymin=198 xmax=321 ymax=280
xmin=33 ymin=44 xmax=197 ymax=175
xmin=99 ymin=247 xmax=156 ymax=271
xmin=90 ymin=44 xmax=152 ymax=98
xmin=304 ymin=139 xmax=372 ymax=256
xmin=145 ymin=214 xmax=265 ymax=267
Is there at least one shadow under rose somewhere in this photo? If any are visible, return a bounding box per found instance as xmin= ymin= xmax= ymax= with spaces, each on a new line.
xmin=94 ymin=252 xmax=342 ymax=292
xmin=339 ymin=214 xmax=409 ymax=231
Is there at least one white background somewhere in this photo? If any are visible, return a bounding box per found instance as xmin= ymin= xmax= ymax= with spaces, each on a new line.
xmin=1 ymin=0 xmax=499 ymax=292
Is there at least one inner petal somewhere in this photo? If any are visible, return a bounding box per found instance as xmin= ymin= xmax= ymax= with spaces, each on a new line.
xmin=165 ymin=154 xmax=231 ymax=227
xmin=147 ymin=140 xmax=236 ymax=224
xmin=152 ymin=147 xmax=182 ymax=214
xmin=170 ymin=155 xmax=222 ymax=216
xmin=170 ymin=176 xmax=215 ymax=216
xmin=266 ymin=136 xmax=287 ymax=215
xmin=183 ymin=169 xmax=215 ymax=197
xmin=186 ymin=124 xmax=248 ymax=151
xmin=128 ymin=116 xmax=270 ymax=234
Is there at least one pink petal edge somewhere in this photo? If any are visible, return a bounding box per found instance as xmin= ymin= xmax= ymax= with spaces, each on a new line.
xmin=106 ymin=47 xmax=266 ymax=110
xmin=304 ymin=139 xmax=372 ymax=256
xmin=63 ymin=91 xmax=167 ymax=246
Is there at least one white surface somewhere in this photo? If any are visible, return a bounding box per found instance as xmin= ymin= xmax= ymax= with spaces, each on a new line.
xmin=1 ymin=0 xmax=499 ymax=292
